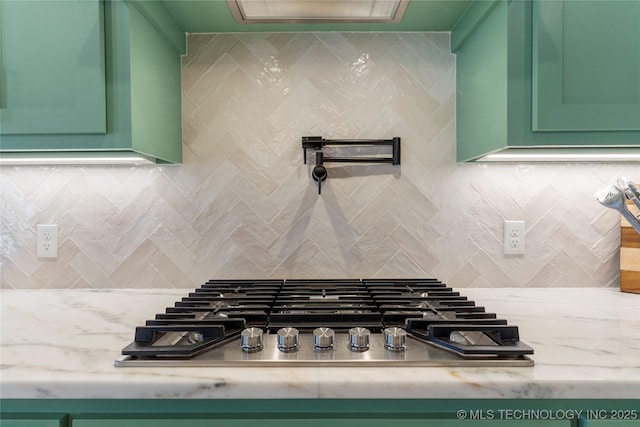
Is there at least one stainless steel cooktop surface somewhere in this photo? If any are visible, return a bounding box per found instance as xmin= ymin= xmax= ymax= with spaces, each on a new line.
xmin=115 ymin=279 xmax=534 ymax=367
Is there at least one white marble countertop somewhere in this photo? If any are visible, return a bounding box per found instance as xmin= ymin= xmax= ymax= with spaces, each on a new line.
xmin=1 ymin=288 xmax=639 ymax=399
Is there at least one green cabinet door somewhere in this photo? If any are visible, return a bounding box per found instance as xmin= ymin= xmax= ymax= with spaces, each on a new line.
xmin=0 ymin=414 xmax=67 ymax=427
xmin=0 ymin=422 xmax=63 ymax=427
xmin=581 ymin=420 xmax=640 ymax=427
xmin=72 ymin=416 xmax=570 ymax=427
xmin=453 ymin=0 xmax=640 ymax=161
xmin=0 ymin=0 xmax=106 ymax=134
xmin=0 ymin=0 xmax=184 ymax=163
xmin=532 ymin=0 xmax=640 ymax=131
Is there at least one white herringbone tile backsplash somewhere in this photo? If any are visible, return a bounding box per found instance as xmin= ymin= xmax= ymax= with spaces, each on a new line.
xmin=1 ymin=33 xmax=636 ymax=288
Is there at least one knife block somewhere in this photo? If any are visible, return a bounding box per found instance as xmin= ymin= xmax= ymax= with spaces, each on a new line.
xmin=621 ymin=198 xmax=640 ymax=293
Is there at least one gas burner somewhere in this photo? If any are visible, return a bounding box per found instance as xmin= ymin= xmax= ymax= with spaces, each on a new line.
xmin=116 ymin=279 xmax=533 ymax=367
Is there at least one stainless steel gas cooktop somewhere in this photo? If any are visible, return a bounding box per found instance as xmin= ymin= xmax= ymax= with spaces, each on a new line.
xmin=115 ymin=279 xmax=533 ymax=367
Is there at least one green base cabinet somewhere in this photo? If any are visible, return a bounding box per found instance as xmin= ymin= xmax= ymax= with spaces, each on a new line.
xmin=582 ymin=421 xmax=640 ymax=427
xmin=452 ymin=0 xmax=640 ymax=162
xmin=0 ymin=0 xmax=184 ymax=164
xmin=1 ymin=400 xmax=638 ymax=427
xmin=71 ymin=418 xmax=570 ymax=427
xmin=0 ymin=414 xmax=67 ymax=427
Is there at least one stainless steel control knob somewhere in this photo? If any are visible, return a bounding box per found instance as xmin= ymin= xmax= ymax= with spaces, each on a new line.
xmin=277 ymin=327 xmax=299 ymax=352
xmin=313 ymin=327 xmax=335 ymax=350
xmin=240 ymin=327 xmax=263 ymax=353
xmin=349 ymin=327 xmax=371 ymax=352
xmin=384 ymin=327 xmax=406 ymax=351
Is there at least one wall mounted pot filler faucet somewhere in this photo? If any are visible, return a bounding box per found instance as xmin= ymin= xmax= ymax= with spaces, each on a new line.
xmin=301 ymin=136 xmax=401 ymax=194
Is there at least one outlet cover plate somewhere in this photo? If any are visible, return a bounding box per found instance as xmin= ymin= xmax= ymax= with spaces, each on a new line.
xmin=37 ymin=224 xmax=58 ymax=258
xmin=503 ymin=220 xmax=525 ymax=255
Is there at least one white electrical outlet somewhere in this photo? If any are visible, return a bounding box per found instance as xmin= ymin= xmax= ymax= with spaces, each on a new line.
xmin=37 ymin=224 xmax=58 ymax=258
xmin=503 ymin=220 xmax=525 ymax=255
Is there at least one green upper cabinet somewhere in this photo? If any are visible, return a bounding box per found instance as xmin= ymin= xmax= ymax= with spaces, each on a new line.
xmin=0 ymin=0 xmax=106 ymax=134
xmin=452 ymin=0 xmax=640 ymax=162
xmin=0 ymin=0 xmax=184 ymax=164
xmin=532 ymin=0 xmax=640 ymax=132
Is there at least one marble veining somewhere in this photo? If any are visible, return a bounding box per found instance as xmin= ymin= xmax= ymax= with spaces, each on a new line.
xmin=1 ymin=288 xmax=638 ymax=399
